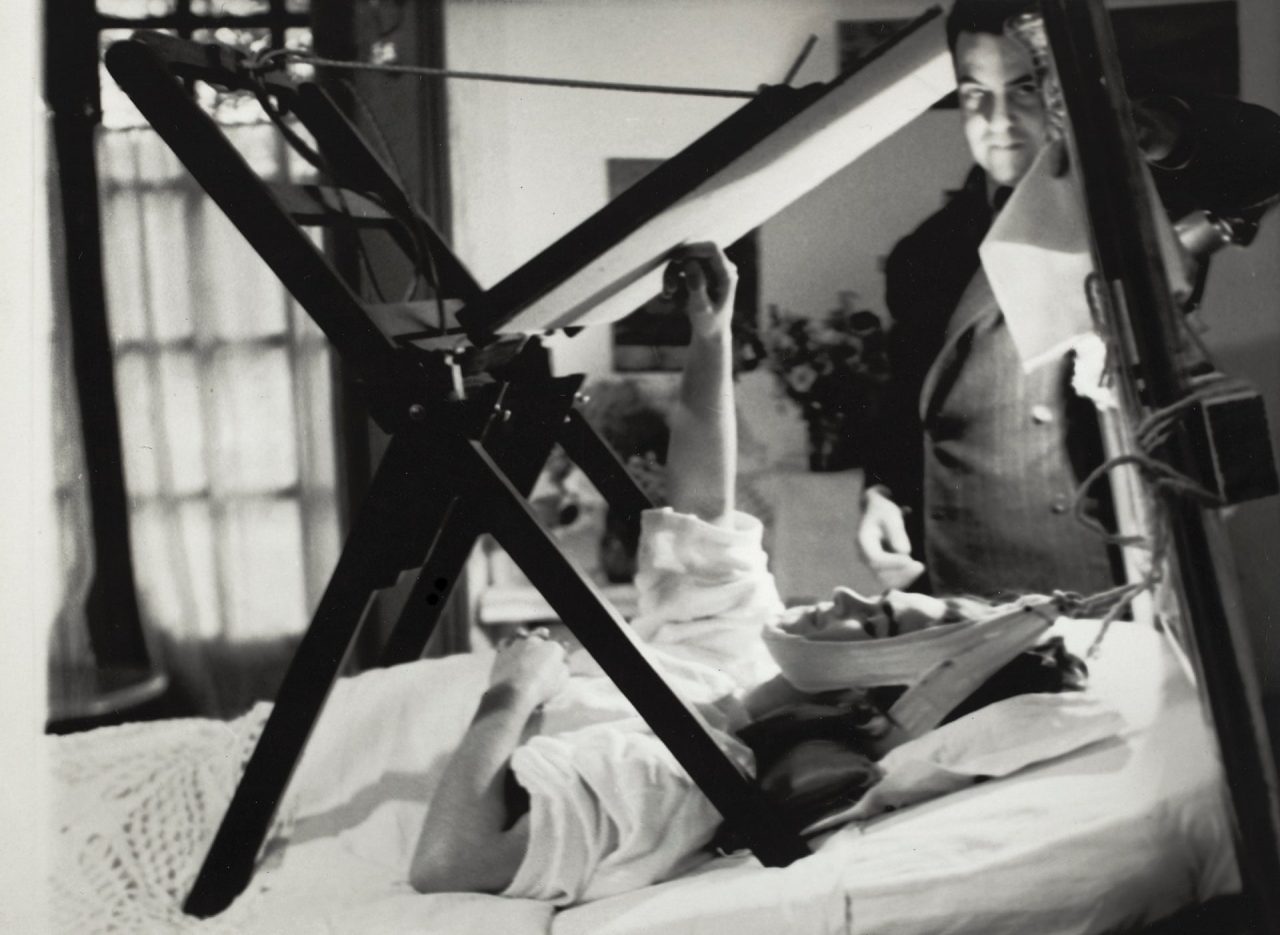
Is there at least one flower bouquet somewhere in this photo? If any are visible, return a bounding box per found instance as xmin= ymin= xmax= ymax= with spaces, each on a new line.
xmin=762 ymin=292 xmax=890 ymax=471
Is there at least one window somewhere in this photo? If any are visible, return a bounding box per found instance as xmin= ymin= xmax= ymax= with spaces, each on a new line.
xmin=53 ymin=0 xmax=342 ymax=715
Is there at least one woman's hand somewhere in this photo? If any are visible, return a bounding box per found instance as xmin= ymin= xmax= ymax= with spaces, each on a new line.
xmin=663 ymin=242 xmax=737 ymax=340
xmin=489 ymin=628 xmax=569 ymax=708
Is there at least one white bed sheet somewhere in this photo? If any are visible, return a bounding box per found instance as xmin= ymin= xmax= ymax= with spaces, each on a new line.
xmin=48 ymin=620 xmax=1235 ymax=935
xmin=551 ymin=620 xmax=1238 ymax=935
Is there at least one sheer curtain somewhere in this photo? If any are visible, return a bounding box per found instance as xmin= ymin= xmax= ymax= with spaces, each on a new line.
xmin=70 ymin=122 xmax=342 ymax=715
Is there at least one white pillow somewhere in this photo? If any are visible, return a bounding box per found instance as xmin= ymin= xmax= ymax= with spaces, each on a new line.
xmin=804 ymin=691 xmax=1125 ymax=834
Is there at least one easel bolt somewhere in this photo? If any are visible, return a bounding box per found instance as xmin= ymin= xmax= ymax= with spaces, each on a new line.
xmin=408 ymin=403 xmax=427 ymax=421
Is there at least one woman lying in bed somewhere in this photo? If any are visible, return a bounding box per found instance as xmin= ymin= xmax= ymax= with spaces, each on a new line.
xmin=408 ymin=244 xmax=1092 ymax=906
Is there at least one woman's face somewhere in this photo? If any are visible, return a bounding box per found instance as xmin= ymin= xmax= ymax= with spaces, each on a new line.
xmin=782 ymin=587 xmax=951 ymax=640
xmin=783 ymin=589 xmax=882 ymax=641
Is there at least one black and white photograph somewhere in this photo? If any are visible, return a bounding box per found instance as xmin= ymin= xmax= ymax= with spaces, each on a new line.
xmin=8 ymin=0 xmax=1280 ymax=932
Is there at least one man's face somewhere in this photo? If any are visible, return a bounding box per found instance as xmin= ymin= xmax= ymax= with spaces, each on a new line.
xmin=954 ymin=30 xmax=1050 ymax=187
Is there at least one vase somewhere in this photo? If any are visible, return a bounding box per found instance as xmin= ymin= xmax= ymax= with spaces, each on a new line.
xmin=805 ymin=410 xmax=860 ymax=472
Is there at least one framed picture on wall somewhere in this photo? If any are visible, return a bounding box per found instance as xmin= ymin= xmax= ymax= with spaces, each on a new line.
xmin=606 ymin=158 xmax=760 ymax=372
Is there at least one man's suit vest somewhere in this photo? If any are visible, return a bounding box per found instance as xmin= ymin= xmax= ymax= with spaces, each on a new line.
xmin=871 ymin=168 xmax=1118 ymax=598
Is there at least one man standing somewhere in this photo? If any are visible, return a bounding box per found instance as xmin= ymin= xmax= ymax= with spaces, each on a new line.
xmin=858 ymin=0 xmax=1280 ymax=599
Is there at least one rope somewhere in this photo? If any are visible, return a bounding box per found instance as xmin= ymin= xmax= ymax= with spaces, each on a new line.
xmin=242 ymin=47 xmax=460 ymax=319
xmin=1046 ymin=537 xmax=1166 ymax=660
xmin=248 ymin=48 xmax=758 ymax=99
xmin=1067 ymin=451 xmax=1212 ymax=656
xmin=1136 ymin=373 xmax=1250 ymax=453
xmin=1073 ymin=451 xmax=1221 ymax=546
xmin=1065 ymin=367 xmax=1246 ymax=655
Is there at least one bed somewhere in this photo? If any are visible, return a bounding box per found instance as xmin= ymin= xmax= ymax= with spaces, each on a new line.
xmin=48 ymin=617 xmax=1237 ymax=935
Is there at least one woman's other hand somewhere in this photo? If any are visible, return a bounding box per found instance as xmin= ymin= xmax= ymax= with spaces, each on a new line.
xmin=489 ymin=628 xmax=569 ymax=707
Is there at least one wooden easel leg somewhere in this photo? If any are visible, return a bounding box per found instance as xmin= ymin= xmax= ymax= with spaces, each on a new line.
xmin=379 ymin=377 xmax=587 ymax=666
xmin=183 ymin=433 xmax=444 ymax=918
xmin=557 ymin=406 xmax=652 ymax=518
xmin=437 ymin=434 xmax=810 ymax=868
xmin=377 ymin=502 xmax=478 ymax=666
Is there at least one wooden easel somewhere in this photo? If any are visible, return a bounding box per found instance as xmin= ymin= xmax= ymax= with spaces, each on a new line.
xmin=104 ymin=32 xmax=809 ymax=919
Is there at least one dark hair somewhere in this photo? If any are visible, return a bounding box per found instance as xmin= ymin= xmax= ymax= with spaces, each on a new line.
xmin=945 ymin=0 xmax=1038 ymax=53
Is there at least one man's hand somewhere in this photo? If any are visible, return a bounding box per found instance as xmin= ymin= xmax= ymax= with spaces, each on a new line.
xmin=489 ymin=628 xmax=569 ymax=708
xmin=856 ymin=487 xmax=925 ymax=590
xmin=663 ymin=242 xmax=737 ymax=339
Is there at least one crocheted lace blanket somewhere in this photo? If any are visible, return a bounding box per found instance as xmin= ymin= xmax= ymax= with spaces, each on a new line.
xmin=48 ymin=705 xmax=289 ymax=935
xmin=45 ymin=655 xmax=556 ymax=935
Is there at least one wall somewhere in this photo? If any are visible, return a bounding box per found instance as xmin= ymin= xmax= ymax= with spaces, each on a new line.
xmin=443 ymin=0 xmax=957 ymax=378
xmin=443 ymin=0 xmax=1280 ymax=687
xmin=6 ymin=0 xmax=54 ymax=918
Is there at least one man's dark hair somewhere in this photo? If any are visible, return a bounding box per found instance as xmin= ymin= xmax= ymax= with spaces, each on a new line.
xmin=945 ymin=0 xmax=1038 ymax=52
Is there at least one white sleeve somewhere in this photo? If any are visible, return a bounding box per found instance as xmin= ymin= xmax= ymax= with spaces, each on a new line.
xmin=502 ymin=721 xmax=724 ymax=906
xmin=632 ymin=507 xmax=781 ymax=624
xmin=616 ymin=508 xmax=784 ymax=694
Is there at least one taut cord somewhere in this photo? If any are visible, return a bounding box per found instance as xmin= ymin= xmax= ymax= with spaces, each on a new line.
xmin=247 ymin=48 xmax=758 ymax=99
